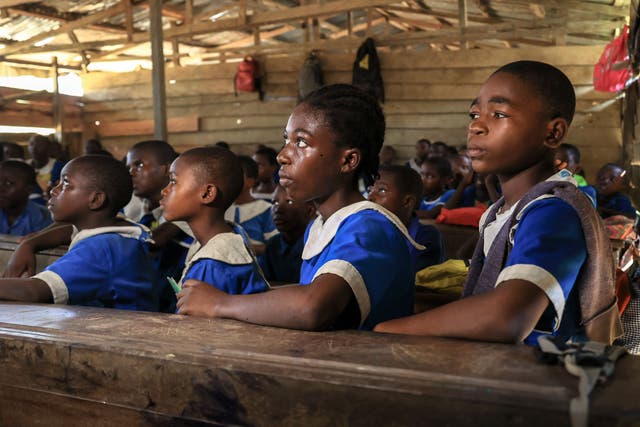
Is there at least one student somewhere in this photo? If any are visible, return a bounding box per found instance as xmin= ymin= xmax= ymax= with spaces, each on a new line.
xmin=379 ymin=145 xmax=397 ymax=166
xmin=368 ymin=165 xmax=443 ymax=273
xmin=251 ymin=145 xmax=279 ymax=201
xmin=555 ymin=143 xmax=596 ymax=205
xmin=2 ymin=142 xmax=25 ymax=161
xmin=224 ymin=155 xmax=278 ymax=255
xmin=595 ymin=163 xmax=636 ymax=219
xmin=375 ymin=61 xmax=621 ymax=345
xmin=406 ymin=138 xmax=430 ymax=174
xmin=416 ymin=157 xmax=455 ymax=219
xmin=0 ymin=155 xmax=159 ymax=311
xmin=161 ymin=147 xmax=269 ymax=295
xmin=427 ymin=141 xmax=449 ymax=159
xmin=28 ymin=134 xmax=66 ymax=197
xmin=0 ymin=160 xmax=52 ymax=235
xmin=177 ymin=84 xmax=419 ymax=331
xmin=260 ymin=185 xmax=316 ymax=284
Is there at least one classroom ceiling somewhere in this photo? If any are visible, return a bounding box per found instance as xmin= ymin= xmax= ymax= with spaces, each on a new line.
xmin=0 ymin=0 xmax=632 ymax=73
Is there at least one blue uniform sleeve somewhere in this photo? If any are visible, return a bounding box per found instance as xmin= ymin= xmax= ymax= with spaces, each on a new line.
xmin=184 ymin=259 xmax=268 ymax=295
xmin=608 ymin=193 xmax=635 ymax=216
xmin=497 ymin=198 xmax=586 ymax=331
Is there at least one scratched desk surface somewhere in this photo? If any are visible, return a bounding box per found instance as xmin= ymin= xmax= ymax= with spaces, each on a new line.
xmin=0 ymin=303 xmax=637 ymax=426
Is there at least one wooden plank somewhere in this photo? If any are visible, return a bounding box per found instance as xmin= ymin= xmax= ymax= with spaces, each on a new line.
xmin=0 ymin=304 xmax=637 ymax=426
xmin=95 ymin=116 xmax=199 ymax=137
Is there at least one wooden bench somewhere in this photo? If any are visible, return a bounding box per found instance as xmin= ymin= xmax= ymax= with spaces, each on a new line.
xmin=0 ymin=303 xmax=637 ymax=426
xmin=0 ymin=233 xmax=66 ymax=274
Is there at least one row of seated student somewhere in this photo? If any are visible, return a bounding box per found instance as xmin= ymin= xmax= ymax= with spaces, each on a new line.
xmin=0 ymin=68 xmax=627 ymax=350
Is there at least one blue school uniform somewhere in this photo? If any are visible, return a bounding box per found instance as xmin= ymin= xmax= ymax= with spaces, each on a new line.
xmin=580 ymin=185 xmax=597 ymax=207
xmin=419 ymin=189 xmax=455 ymax=211
xmin=224 ymin=199 xmax=278 ymax=244
xmin=300 ymin=201 xmax=420 ymax=331
xmin=32 ymin=222 xmax=160 ymax=311
xmin=479 ymin=170 xmax=588 ymax=345
xmin=124 ymin=195 xmax=194 ymax=312
xmin=0 ymin=200 xmax=52 ymax=236
xmin=598 ymin=192 xmax=635 ymax=218
xmin=407 ymin=216 xmax=444 ymax=272
xmin=260 ymin=233 xmax=304 ymax=283
xmin=179 ymin=228 xmax=269 ymax=295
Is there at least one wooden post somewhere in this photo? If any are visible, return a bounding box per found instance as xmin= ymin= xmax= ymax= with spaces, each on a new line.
xmin=623 ymin=3 xmax=640 ymax=206
xmin=458 ymin=0 xmax=468 ymax=49
xmin=51 ymin=56 xmax=63 ymax=145
xmin=150 ymin=0 xmax=168 ymax=141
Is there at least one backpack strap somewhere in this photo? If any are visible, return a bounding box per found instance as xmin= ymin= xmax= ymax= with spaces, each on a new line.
xmin=536 ymin=335 xmax=626 ymax=427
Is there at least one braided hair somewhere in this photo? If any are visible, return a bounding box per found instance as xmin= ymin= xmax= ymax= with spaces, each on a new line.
xmin=299 ymin=84 xmax=385 ymax=187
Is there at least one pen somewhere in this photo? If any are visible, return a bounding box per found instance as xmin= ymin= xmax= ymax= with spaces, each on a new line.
xmin=167 ymin=277 xmax=181 ymax=293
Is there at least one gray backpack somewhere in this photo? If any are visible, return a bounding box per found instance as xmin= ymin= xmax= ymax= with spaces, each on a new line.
xmin=298 ymin=52 xmax=323 ymax=100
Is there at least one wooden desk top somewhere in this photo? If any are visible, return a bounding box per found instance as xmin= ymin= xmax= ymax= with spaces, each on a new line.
xmin=0 ymin=303 xmax=637 ymax=426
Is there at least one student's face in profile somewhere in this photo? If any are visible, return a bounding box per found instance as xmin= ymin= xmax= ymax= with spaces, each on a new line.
xmin=252 ymin=153 xmax=276 ymax=182
xmin=368 ymin=171 xmax=406 ymax=216
xmin=160 ymin=156 xmax=201 ymax=222
xmin=420 ymin=163 xmax=444 ymax=196
xmin=596 ymin=166 xmax=626 ymax=196
xmin=0 ymin=167 xmax=30 ymax=209
xmin=278 ymin=103 xmax=347 ymax=203
xmin=126 ymin=148 xmax=169 ymax=200
xmin=48 ymin=161 xmax=92 ymax=223
xmin=415 ymin=141 xmax=430 ymax=160
xmin=467 ymin=72 xmax=551 ymax=177
xmin=271 ymin=185 xmax=313 ymax=234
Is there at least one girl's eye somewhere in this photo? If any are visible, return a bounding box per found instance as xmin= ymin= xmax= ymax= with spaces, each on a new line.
xmin=283 ymin=137 xmax=290 ymax=146
xmin=469 ymin=112 xmax=479 ymax=120
xmin=296 ymin=139 xmax=308 ymax=148
xmin=286 ymin=200 xmax=294 ymax=205
xmin=493 ymin=111 xmax=507 ymax=118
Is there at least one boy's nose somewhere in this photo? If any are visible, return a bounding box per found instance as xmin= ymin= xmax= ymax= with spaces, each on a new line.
xmin=276 ymin=145 xmax=290 ymax=166
xmin=468 ymin=119 xmax=487 ymax=135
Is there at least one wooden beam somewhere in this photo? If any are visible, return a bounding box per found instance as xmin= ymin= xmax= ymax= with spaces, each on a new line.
xmin=124 ymin=0 xmax=134 ymax=42
xmin=96 ymin=116 xmax=198 ymax=137
xmin=67 ymin=30 xmax=89 ymax=69
xmin=150 ymin=0 xmax=167 ymax=140
xmin=0 ymin=1 xmax=127 ymax=56
xmin=458 ymin=0 xmax=468 ymax=49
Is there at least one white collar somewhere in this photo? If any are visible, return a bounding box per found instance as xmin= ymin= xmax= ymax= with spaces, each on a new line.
xmin=224 ymin=199 xmax=272 ymax=223
xmin=69 ymin=221 xmax=150 ymax=250
xmin=187 ymin=233 xmax=254 ymax=266
xmin=302 ymin=200 xmax=424 ymax=260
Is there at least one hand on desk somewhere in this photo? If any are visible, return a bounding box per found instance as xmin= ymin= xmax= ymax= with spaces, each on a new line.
xmin=176 ymin=279 xmax=226 ymax=317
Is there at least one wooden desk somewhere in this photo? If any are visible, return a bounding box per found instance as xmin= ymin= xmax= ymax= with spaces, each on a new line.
xmin=0 ymin=233 xmax=66 ymax=274
xmin=0 ymin=303 xmax=637 ymax=426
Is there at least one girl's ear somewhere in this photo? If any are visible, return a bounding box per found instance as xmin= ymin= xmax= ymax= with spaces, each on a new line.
xmin=201 ymin=184 xmax=217 ymax=204
xmin=340 ymin=148 xmax=361 ymax=173
xmin=544 ymin=118 xmax=569 ymax=149
xmin=88 ymin=190 xmax=107 ymax=211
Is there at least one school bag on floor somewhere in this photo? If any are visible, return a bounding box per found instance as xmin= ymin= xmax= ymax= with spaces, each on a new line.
xmin=352 ymin=37 xmax=384 ymax=103
xmin=298 ymin=52 xmax=323 ymax=99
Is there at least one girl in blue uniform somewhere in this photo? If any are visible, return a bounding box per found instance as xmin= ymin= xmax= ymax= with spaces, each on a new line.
xmin=177 ymin=84 xmax=420 ymax=331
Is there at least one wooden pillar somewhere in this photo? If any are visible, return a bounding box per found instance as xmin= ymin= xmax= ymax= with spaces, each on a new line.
xmin=51 ymin=56 xmax=63 ymax=145
xmin=458 ymin=0 xmax=468 ymax=49
xmin=150 ymin=0 xmax=168 ymax=141
xmin=623 ymin=4 xmax=640 ymax=206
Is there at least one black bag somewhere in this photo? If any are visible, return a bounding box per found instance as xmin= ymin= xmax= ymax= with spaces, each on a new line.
xmin=352 ymin=38 xmax=384 ymax=103
xmin=298 ymin=52 xmax=323 ymax=99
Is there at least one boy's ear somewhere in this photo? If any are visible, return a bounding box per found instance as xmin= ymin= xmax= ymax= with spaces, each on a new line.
xmin=340 ymin=148 xmax=361 ymax=173
xmin=88 ymin=190 xmax=107 ymax=211
xmin=544 ymin=118 xmax=569 ymax=149
xmin=201 ymin=184 xmax=218 ymax=204
xmin=403 ymin=194 xmax=416 ymax=211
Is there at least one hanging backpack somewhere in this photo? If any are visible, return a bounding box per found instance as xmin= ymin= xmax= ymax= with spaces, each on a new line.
xmin=298 ymin=52 xmax=323 ymax=99
xmin=593 ymin=25 xmax=632 ymax=92
xmin=352 ymin=37 xmax=384 ymax=103
xmin=234 ymin=55 xmax=262 ymax=98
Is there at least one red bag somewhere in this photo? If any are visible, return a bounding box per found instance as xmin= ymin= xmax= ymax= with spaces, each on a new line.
xmin=235 ymin=56 xmax=259 ymax=93
xmin=593 ymin=25 xmax=631 ymax=92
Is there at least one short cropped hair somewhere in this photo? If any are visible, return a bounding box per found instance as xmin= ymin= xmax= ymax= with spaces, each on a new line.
xmin=424 ymin=156 xmax=452 ymax=178
xmin=558 ymin=143 xmax=581 ymax=164
xmin=0 ymin=160 xmax=36 ymax=186
xmin=494 ymin=60 xmax=576 ymax=125
xmin=179 ymin=147 xmax=244 ymax=210
xmin=379 ymin=165 xmax=423 ymax=206
xmin=254 ymin=145 xmax=278 ymax=166
xmin=129 ymin=140 xmax=177 ymax=165
xmin=71 ymin=155 xmax=133 ymax=214
xmin=237 ymin=155 xmax=259 ymax=180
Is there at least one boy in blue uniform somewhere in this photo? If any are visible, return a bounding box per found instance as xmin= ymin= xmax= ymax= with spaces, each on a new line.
xmin=0 ymin=155 xmax=159 ymax=311
xmin=595 ymin=163 xmax=636 ymax=219
xmin=260 ymin=185 xmax=316 ymax=284
xmin=376 ymin=61 xmax=621 ymax=345
xmin=416 ymin=156 xmax=455 ymax=219
xmin=0 ymin=160 xmax=52 ymax=235
xmin=224 ymin=155 xmax=278 ymax=256
xmin=555 ymin=143 xmax=596 ymax=205
xmin=177 ymin=84 xmax=421 ymax=331
xmin=161 ymin=146 xmax=268 ymax=295
xmin=251 ymin=145 xmax=279 ymax=201
xmin=368 ymin=165 xmax=443 ymax=273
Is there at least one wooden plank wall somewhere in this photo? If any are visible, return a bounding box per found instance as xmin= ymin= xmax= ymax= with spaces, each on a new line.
xmin=81 ymin=45 xmax=619 ymax=182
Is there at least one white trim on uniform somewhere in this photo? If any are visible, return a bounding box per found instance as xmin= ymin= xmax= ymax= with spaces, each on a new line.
xmin=33 ymin=270 xmax=69 ymax=304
